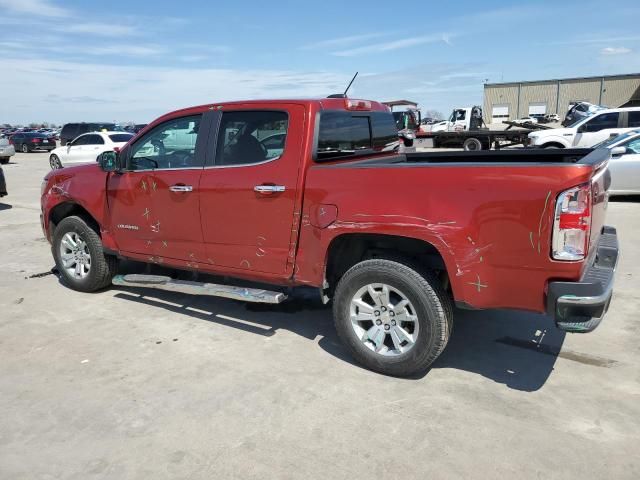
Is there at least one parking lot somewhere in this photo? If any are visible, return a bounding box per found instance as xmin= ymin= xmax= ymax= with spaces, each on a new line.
xmin=1 ymin=150 xmax=640 ymax=479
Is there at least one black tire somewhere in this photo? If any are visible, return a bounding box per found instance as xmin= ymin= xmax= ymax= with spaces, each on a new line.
xmin=52 ymin=215 xmax=118 ymax=292
xmin=0 ymin=157 xmax=8 ymax=165
xmin=542 ymin=143 xmax=564 ymax=149
xmin=333 ymin=259 xmax=452 ymax=377
xmin=21 ymin=144 xmax=29 ymax=153
xmin=463 ymin=137 xmax=483 ymax=151
xmin=49 ymin=154 xmax=62 ymax=169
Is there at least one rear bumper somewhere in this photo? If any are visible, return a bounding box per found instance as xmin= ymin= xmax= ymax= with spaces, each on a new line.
xmin=0 ymin=145 xmax=15 ymax=156
xmin=546 ymin=226 xmax=619 ymax=333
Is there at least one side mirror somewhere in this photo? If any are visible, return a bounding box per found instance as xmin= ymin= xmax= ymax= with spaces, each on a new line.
xmin=97 ymin=151 xmax=118 ymax=172
xmin=610 ymin=146 xmax=626 ymax=158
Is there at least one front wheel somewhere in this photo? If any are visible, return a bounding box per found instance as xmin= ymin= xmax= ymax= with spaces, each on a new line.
xmin=0 ymin=157 xmax=8 ymax=165
xmin=49 ymin=154 xmax=62 ymax=169
xmin=333 ymin=259 xmax=452 ymax=377
xmin=52 ymin=216 xmax=118 ymax=292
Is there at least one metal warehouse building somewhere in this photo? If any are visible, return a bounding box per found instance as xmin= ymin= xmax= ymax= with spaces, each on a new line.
xmin=483 ymin=73 xmax=640 ymax=124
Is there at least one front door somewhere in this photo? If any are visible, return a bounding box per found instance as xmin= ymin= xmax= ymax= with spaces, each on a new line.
xmin=107 ymin=114 xmax=207 ymax=262
xmin=199 ymin=105 xmax=304 ymax=276
xmin=574 ymin=112 xmax=623 ymax=147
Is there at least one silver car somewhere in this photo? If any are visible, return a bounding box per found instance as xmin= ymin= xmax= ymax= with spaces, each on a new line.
xmin=0 ymin=137 xmax=15 ymax=164
xmin=594 ymin=130 xmax=640 ymax=195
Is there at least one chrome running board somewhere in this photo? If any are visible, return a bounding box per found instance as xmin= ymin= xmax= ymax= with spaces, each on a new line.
xmin=112 ymin=274 xmax=287 ymax=304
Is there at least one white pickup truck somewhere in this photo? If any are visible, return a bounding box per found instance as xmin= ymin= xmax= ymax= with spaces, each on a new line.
xmin=529 ymin=106 xmax=640 ymax=148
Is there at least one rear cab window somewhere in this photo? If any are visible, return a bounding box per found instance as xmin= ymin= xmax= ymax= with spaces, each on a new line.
xmin=315 ymin=110 xmax=399 ymax=161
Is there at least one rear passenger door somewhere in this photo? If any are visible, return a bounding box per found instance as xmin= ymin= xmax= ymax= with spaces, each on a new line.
xmin=199 ymin=105 xmax=305 ymax=276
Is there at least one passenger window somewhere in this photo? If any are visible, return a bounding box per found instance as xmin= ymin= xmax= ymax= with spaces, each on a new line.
xmin=627 ymin=138 xmax=640 ymax=154
xmin=582 ymin=113 xmax=619 ymax=132
xmin=72 ymin=135 xmax=90 ymax=146
xmin=85 ymin=134 xmax=104 ymax=145
xmin=215 ymin=111 xmax=288 ymax=166
xmin=129 ymin=115 xmax=201 ymax=170
xmin=628 ymin=111 xmax=640 ymax=128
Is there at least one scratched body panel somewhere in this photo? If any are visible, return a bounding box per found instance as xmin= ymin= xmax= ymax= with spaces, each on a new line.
xmin=295 ymin=162 xmax=596 ymax=312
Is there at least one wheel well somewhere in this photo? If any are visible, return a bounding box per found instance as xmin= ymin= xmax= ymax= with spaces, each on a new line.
xmin=49 ymin=202 xmax=100 ymax=237
xmin=325 ymin=234 xmax=449 ymax=293
xmin=541 ymin=142 xmax=565 ymax=149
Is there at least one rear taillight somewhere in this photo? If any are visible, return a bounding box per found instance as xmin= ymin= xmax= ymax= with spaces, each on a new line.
xmin=552 ymin=183 xmax=591 ymax=261
xmin=32 ymin=138 xmax=41 ymax=143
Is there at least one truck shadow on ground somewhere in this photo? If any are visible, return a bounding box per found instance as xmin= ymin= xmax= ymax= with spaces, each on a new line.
xmin=0 ymin=203 xmax=12 ymax=211
xmin=106 ymin=264 xmax=570 ymax=392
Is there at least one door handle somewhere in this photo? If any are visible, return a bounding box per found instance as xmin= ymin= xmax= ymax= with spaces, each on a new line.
xmin=254 ymin=185 xmax=285 ymax=194
xmin=169 ymin=185 xmax=193 ymax=192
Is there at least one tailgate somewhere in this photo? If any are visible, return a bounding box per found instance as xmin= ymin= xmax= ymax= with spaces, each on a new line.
xmin=588 ymin=160 xmax=610 ymax=255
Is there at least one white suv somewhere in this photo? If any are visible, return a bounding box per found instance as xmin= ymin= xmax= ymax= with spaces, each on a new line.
xmin=528 ymin=107 xmax=640 ymax=148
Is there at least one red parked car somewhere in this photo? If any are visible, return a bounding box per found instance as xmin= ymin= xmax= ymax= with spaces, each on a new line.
xmin=40 ymin=97 xmax=618 ymax=376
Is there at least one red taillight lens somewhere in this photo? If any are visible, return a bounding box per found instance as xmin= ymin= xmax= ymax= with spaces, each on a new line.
xmin=345 ymin=99 xmax=372 ymax=110
xmin=552 ymin=184 xmax=591 ymax=261
xmin=32 ymin=138 xmax=41 ymax=143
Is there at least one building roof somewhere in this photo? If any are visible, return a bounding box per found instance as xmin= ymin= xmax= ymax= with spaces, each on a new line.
xmin=484 ymin=72 xmax=640 ymax=88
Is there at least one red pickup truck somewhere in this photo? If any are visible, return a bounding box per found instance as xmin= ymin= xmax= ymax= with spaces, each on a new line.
xmin=41 ymin=97 xmax=619 ymax=376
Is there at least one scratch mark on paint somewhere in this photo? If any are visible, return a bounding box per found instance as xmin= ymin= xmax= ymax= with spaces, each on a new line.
xmin=437 ymin=221 xmax=457 ymax=225
xmin=240 ymin=259 xmax=251 ymax=269
xmin=142 ymin=208 xmax=150 ymax=219
xmin=537 ymin=190 xmax=552 ymax=254
xmin=140 ymin=180 xmax=147 ymax=191
xmin=162 ymin=241 xmax=168 ymax=248
xmin=189 ymin=252 xmax=196 ymax=259
xmin=529 ymin=231 xmax=535 ymax=250
xmin=151 ymin=180 xmax=157 ymax=192
xmin=319 ymin=207 xmax=326 ymax=216
xmin=207 ymin=258 xmax=214 ymax=264
xmin=145 ymin=240 xmax=152 ymax=248
xmin=467 ymin=274 xmax=488 ymax=293
xmin=151 ymin=221 xmax=160 ymax=233
xmin=467 ymin=236 xmax=475 ymax=245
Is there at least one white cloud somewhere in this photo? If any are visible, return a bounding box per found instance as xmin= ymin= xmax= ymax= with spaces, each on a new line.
xmin=600 ymin=47 xmax=632 ymax=55
xmin=301 ymin=33 xmax=391 ymax=50
xmin=53 ymin=23 xmax=139 ymax=37
xmin=0 ymin=58 xmax=350 ymax=124
xmin=332 ymin=33 xmax=453 ymax=57
xmin=0 ymin=0 xmax=68 ymax=17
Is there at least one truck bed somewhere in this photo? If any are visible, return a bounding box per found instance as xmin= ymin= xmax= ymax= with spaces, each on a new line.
xmin=323 ymin=148 xmax=605 ymax=167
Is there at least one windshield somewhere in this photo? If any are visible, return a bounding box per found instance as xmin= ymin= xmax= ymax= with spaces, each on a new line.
xmin=592 ymin=131 xmax=640 ymax=149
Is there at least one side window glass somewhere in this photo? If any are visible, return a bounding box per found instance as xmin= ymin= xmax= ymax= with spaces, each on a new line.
xmin=216 ymin=111 xmax=288 ymax=166
xmin=73 ymin=135 xmax=89 ymax=146
xmin=317 ymin=112 xmax=371 ymax=160
xmin=86 ymin=134 xmax=104 ymax=145
xmin=628 ymin=111 xmax=640 ymax=128
xmin=627 ymin=138 xmax=640 ymax=154
xmin=582 ymin=113 xmax=619 ymax=132
xmin=129 ymin=115 xmax=202 ymax=171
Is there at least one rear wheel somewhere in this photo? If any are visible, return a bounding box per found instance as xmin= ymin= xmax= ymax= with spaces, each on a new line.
xmin=333 ymin=259 xmax=452 ymax=377
xmin=0 ymin=157 xmax=8 ymax=165
xmin=463 ymin=137 xmax=483 ymax=151
xmin=52 ymin=216 xmax=118 ymax=292
xmin=49 ymin=154 xmax=62 ymax=169
xmin=21 ymin=144 xmax=29 ymax=153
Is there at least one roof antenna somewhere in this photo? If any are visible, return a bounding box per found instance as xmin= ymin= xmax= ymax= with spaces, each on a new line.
xmin=327 ymin=72 xmax=358 ymax=98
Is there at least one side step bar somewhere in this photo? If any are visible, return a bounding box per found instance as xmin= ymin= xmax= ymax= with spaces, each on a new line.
xmin=112 ymin=274 xmax=287 ymax=304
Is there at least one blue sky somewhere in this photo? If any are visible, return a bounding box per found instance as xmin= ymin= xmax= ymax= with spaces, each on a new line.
xmin=1 ymin=0 xmax=640 ymax=124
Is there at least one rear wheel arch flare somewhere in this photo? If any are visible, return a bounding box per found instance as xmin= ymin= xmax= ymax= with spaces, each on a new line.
xmin=324 ymin=233 xmax=453 ymax=296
